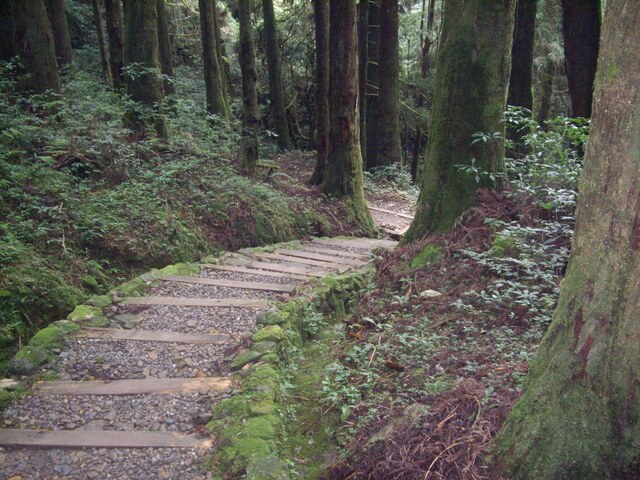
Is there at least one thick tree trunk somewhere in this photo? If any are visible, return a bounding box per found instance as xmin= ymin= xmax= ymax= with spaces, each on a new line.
xmin=365 ymin=0 xmax=380 ymax=169
xmin=368 ymin=0 xmax=401 ymax=169
xmin=156 ymin=0 xmax=174 ymax=95
xmin=124 ymin=0 xmax=167 ymax=138
xmin=508 ymin=0 xmax=536 ymax=110
xmin=238 ymin=0 xmax=259 ymax=176
xmin=212 ymin=4 xmax=230 ymax=111
xmin=357 ymin=0 xmax=368 ymax=164
xmin=560 ymin=0 xmax=600 ymax=118
xmin=12 ymin=0 xmax=61 ymax=93
xmin=104 ymin=0 xmax=125 ymax=90
xmin=45 ymin=0 xmax=73 ymax=67
xmin=321 ymin=0 xmax=375 ymax=235
xmin=309 ymin=0 xmax=329 ymax=185
xmin=492 ymin=3 xmax=640 ymax=478
xmin=261 ymin=0 xmax=292 ymax=150
xmin=404 ymin=0 xmax=515 ymax=240
xmin=92 ymin=0 xmax=112 ymax=84
xmin=199 ymin=0 xmax=230 ymax=120
xmin=0 ymin=2 xmax=18 ymax=62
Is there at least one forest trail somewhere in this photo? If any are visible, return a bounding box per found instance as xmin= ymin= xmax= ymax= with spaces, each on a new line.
xmin=0 ymin=237 xmax=397 ymax=479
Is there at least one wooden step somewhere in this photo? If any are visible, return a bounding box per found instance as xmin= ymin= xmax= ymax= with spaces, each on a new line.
xmin=273 ymin=249 xmax=368 ymax=267
xmin=201 ymin=264 xmax=311 ymax=281
xmin=161 ymin=275 xmax=295 ymax=293
xmin=121 ymin=296 xmax=269 ymax=308
xmin=297 ymin=245 xmax=372 ymax=260
xmin=368 ymin=205 xmax=414 ymax=220
xmin=78 ymin=328 xmax=231 ymax=344
xmin=0 ymin=429 xmax=212 ymax=449
xmin=223 ymin=258 xmax=326 ymax=278
xmin=312 ymin=238 xmax=398 ymax=250
xmin=252 ymin=252 xmax=351 ymax=271
xmin=34 ymin=376 xmax=231 ymax=395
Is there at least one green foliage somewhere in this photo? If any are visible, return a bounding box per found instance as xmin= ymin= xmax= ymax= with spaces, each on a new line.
xmin=410 ymin=244 xmax=442 ymax=269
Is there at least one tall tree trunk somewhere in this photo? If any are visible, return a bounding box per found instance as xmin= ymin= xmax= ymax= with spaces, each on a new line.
xmin=238 ymin=0 xmax=259 ymax=176
xmin=560 ymin=0 xmax=600 ymax=118
xmin=156 ymin=0 xmax=174 ymax=95
xmin=0 ymin=2 xmax=18 ymax=62
xmin=92 ymin=0 xmax=112 ymax=85
xmin=261 ymin=0 xmax=292 ymax=150
xmin=492 ymin=3 xmax=640 ymax=478
xmin=199 ymin=0 xmax=230 ymax=120
xmin=309 ymin=0 xmax=329 ymax=185
xmin=124 ymin=0 xmax=166 ymax=138
xmin=321 ymin=0 xmax=375 ymax=235
xmin=404 ymin=0 xmax=515 ymax=240
xmin=357 ymin=0 xmax=368 ymax=163
xmin=365 ymin=0 xmax=380 ymax=169
xmin=104 ymin=0 xmax=125 ymax=90
xmin=508 ymin=0 xmax=536 ymax=110
xmin=212 ymin=4 xmax=229 ymax=111
xmin=45 ymin=0 xmax=73 ymax=67
xmin=369 ymin=0 xmax=401 ymax=169
xmin=12 ymin=0 xmax=61 ymax=93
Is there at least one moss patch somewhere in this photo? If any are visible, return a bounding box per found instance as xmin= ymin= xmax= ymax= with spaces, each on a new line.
xmin=252 ymin=325 xmax=286 ymax=343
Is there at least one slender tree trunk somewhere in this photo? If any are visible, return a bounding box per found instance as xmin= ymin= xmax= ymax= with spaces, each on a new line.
xmin=404 ymin=0 xmax=515 ymax=240
xmin=309 ymin=0 xmax=329 ymax=185
xmin=92 ymin=0 xmax=112 ymax=85
xmin=357 ymin=0 xmax=368 ymax=163
xmin=12 ymin=0 xmax=61 ymax=93
xmin=492 ymin=3 xmax=640 ymax=478
xmin=104 ymin=0 xmax=125 ymax=90
xmin=365 ymin=0 xmax=380 ymax=169
xmin=212 ymin=4 xmax=230 ymax=111
xmin=321 ymin=0 xmax=375 ymax=235
xmin=0 ymin=2 xmax=18 ymax=62
xmin=238 ymin=0 xmax=259 ymax=176
xmin=508 ymin=0 xmax=536 ymax=110
xmin=45 ymin=0 xmax=73 ymax=67
xmin=261 ymin=0 xmax=292 ymax=150
xmin=199 ymin=0 xmax=230 ymax=120
xmin=124 ymin=0 xmax=166 ymax=138
xmin=560 ymin=0 xmax=600 ymax=118
xmin=156 ymin=0 xmax=174 ymax=95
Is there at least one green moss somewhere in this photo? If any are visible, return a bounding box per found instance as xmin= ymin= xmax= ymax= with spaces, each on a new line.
xmin=411 ymin=244 xmax=443 ymax=269
xmin=260 ymin=353 xmax=280 ymax=365
xmin=28 ymin=325 xmax=65 ymax=347
xmin=246 ymin=456 xmax=290 ymax=480
xmin=113 ymin=277 xmax=145 ymax=296
xmin=67 ymin=305 xmax=103 ymax=321
xmin=249 ymin=399 xmax=277 ymax=416
xmin=491 ymin=235 xmax=518 ymax=257
xmin=251 ymin=341 xmax=277 ymax=354
xmin=222 ymin=437 xmax=272 ymax=464
xmin=157 ymin=262 xmax=200 ymax=277
xmin=252 ymin=325 xmax=285 ymax=343
xmin=81 ymin=275 xmax=99 ymax=290
xmin=232 ymin=351 xmax=264 ymax=370
xmin=212 ymin=396 xmax=250 ymax=420
xmin=244 ymin=415 xmax=279 ymax=439
xmin=256 ymin=311 xmax=288 ymax=326
xmin=8 ymin=345 xmax=50 ymax=373
xmin=0 ymin=388 xmax=10 ymax=406
xmin=87 ymin=294 xmax=112 ymax=307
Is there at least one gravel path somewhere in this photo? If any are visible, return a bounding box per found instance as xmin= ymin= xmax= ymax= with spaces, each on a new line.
xmin=201 ymin=267 xmax=307 ymax=285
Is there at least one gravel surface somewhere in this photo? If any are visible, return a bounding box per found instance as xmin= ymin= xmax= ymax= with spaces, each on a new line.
xmin=2 ymin=391 xmax=226 ymax=432
xmin=149 ymin=281 xmax=284 ymax=300
xmin=0 ymin=447 xmax=211 ymax=479
xmin=201 ymin=268 xmax=307 ymax=285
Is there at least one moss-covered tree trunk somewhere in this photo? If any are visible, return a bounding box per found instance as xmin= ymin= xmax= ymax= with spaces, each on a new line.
xmin=508 ymin=0 xmax=536 ymax=110
xmin=321 ymin=0 xmax=375 ymax=235
xmin=309 ymin=0 xmax=329 ymax=185
xmin=199 ymin=0 xmax=230 ymax=120
xmin=238 ymin=0 xmax=259 ymax=176
xmin=403 ymin=0 xmax=515 ymax=241
xmin=156 ymin=0 xmax=174 ymax=95
xmin=365 ymin=0 xmax=380 ymax=169
xmin=105 ymin=0 xmax=125 ymax=90
xmin=12 ymin=0 xmax=61 ymax=93
xmin=92 ymin=0 xmax=112 ymax=84
xmin=212 ymin=4 xmax=230 ymax=112
xmin=561 ymin=0 xmax=600 ymax=118
xmin=357 ymin=0 xmax=368 ymax=163
xmin=124 ymin=0 xmax=167 ymax=138
xmin=261 ymin=0 xmax=292 ymax=150
xmin=45 ymin=0 xmax=72 ymax=67
xmin=492 ymin=4 xmax=640 ymax=478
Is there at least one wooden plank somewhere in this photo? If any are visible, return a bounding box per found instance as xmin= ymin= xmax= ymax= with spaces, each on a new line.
xmin=161 ymin=275 xmax=295 ymax=293
xmin=0 ymin=429 xmax=212 ymax=449
xmin=273 ymin=249 xmax=368 ymax=267
xmin=252 ymin=252 xmax=352 ymax=271
xmin=223 ymin=258 xmax=327 ymax=278
xmin=368 ymin=205 xmax=414 ymax=220
xmin=200 ymin=264 xmax=311 ymax=281
xmin=79 ymin=328 xmax=231 ymax=344
xmin=297 ymin=245 xmax=372 ymax=260
xmin=312 ymin=238 xmax=398 ymax=250
xmin=121 ymin=296 xmax=269 ymax=308
xmin=34 ymin=377 xmax=231 ymax=396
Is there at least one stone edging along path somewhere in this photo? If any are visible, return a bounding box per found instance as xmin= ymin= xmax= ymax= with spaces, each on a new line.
xmin=0 ymin=237 xmax=397 ymax=479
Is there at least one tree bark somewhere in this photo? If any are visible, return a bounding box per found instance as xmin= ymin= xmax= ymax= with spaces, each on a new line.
xmin=92 ymin=0 xmax=112 ymax=85
xmin=212 ymin=4 xmax=230 ymax=111
xmin=404 ymin=0 xmax=515 ymax=240
xmin=560 ymin=0 xmax=600 ymax=118
xmin=309 ymin=0 xmax=329 ymax=185
xmin=507 ymin=0 xmax=536 ymax=110
xmin=365 ymin=0 xmax=380 ymax=169
xmin=357 ymin=0 xmax=368 ymax=164
xmin=45 ymin=0 xmax=73 ymax=67
xmin=156 ymin=0 xmax=174 ymax=95
xmin=238 ymin=0 xmax=259 ymax=176
xmin=321 ymin=0 xmax=375 ymax=235
xmin=492 ymin=3 xmax=640 ymax=478
xmin=104 ymin=0 xmax=125 ymax=90
xmin=12 ymin=0 xmax=61 ymax=93
xmin=0 ymin=2 xmax=18 ymax=62
xmin=124 ymin=0 xmax=167 ymax=138
xmin=199 ymin=0 xmax=230 ymax=120
xmin=261 ymin=0 xmax=292 ymax=150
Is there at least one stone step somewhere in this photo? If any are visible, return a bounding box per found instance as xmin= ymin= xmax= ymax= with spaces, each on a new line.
xmin=296 ymin=244 xmax=372 ymax=260
xmin=33 ymin=376 xmax=230 ymax=395
xmin=368 ymin=205 xmax=414 ymax=220
xmin=311 ymin=237 xmax=398 ymax=250
xmin=78 ymin=328 xmax=231 ymax=344
xmin=121 ymin=296 xmax=269 ymax=308
xmin=200 ymin=264 xmax=311 ymax=281
xmin=161 ymin=275 xmax=295 ymax=293
xmin=223 ymin=257 xmax=326 ymax=277
xmin=252 ymin=251 xmax=352 ymax=271
xmin=273 ymin=248 xmax=368 ymax=267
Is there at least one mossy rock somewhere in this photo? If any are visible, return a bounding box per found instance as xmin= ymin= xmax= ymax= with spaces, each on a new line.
xmin=112 ymin=277 xmax=145 ymax=296
xmin=81 ymin=275 xmax=99 ymax=290
xmin=67 ymin=305 xmax=105 ymax=322
xmin=252 ymin=325 xmax=285 ymax=343
xmin=246 ymin=455 xmax=290 ymax=480
xmin=0 ymin=388 xmax=10 ymax=406
xmin=249 ymin=399 xmax=277 ymax=416
xmin=52 ymin=320 xmax=81 ymax=333
xmin=251 ymin=341 xmax=277 ymax=354
xmin=232 ymin=351 xmax=264 ymax=370
xmin=87 ymin=294 xmax=112 ymax=308
xmin=256 ymin=311 xmax=287 ymax=326
xmin=411 ymin=244 xmax=443 ymax=269
xmin=244 ymin=415 xmax=279 ymax=439
xmin=245 ymin=365 xmax=280 ymax=393
xmin=260 ymin=353 xmax=280 ymax=365
xmin=220 ymin=437 xmax=272 ymax=474
xmin=8 ymin=346 xmax=50 ymax=374
xmin=29 ymin=325 xmax=66 ymax=348
xmin=212 ymin=396 xmax=251 ymax=420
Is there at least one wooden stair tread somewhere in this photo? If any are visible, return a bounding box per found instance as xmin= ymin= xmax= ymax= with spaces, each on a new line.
xmin=223 ymin=258 xmax=326 ymax=277
xmin=252 ymin=252 xmax=352 ymax=270
xmin=34 ymin=376 xmax=231 ymax=395
xmin=368 ymin=205 xmax=414 ymax=220
xmin=273 ymin=249 xmax=368 ymax=267
xmin=79 ymin=328 xmax=231 ymax=344
xmin=161 ymin=275 xmax=295 ymax=293
xmin=0 ymin=429 xmax=212 ymax=449
xmin=311 ymin=238 xmax=398 ymax=249
xmin=200 ymin=264 xmax=311 ymax=281
xmin=297 ymin=245 xmax=371 ymax=260
xmin=121 ymin=296 xmax=269 ymax=308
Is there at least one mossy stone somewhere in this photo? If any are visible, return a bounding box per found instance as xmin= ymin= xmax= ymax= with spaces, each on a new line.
xmin=232 ymin=351 xmax=263 ymax=370
xmin=29 ymin=325 xmax=65 ymax=347
xmin=8 ymin=346 xmax=50 ymax=373
xmin=231 ymin=437 xmax=272 ymax=460
xmin=252 ymin=325 xmax=285 ymax=343
xmin=245 ymin=365 xmax=280 ymax=393
xmin=158 ymin=263 xmax=200 ymax=277
xmin=256 ymin=311 xmax=287 ymax=326
xmin=244 ymin=415 xmax=278 ymax=439
xmin=114 ymin=277 xmax=145 ymax=296
xmin=249 ymin=399 xmax=277 ymax=416
xmin=67 ymin=305 xmax=105 ymax=322
xmin=246 ymin=455 xmax=290 ymax=480
xmin=81 ymin=275 xmax=99 ymax=290
xmin=260 ymin=353 xmax=280 ymax=365
xmin=251 ymin=341 xmax=277 ymax=354
xmin=52 ymin=320 xmax=81 ymax=333
xmin=87 ymin=295 xmax=112 ymax=308
xmin=212 ymin=396 xmax=250 ymax=420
